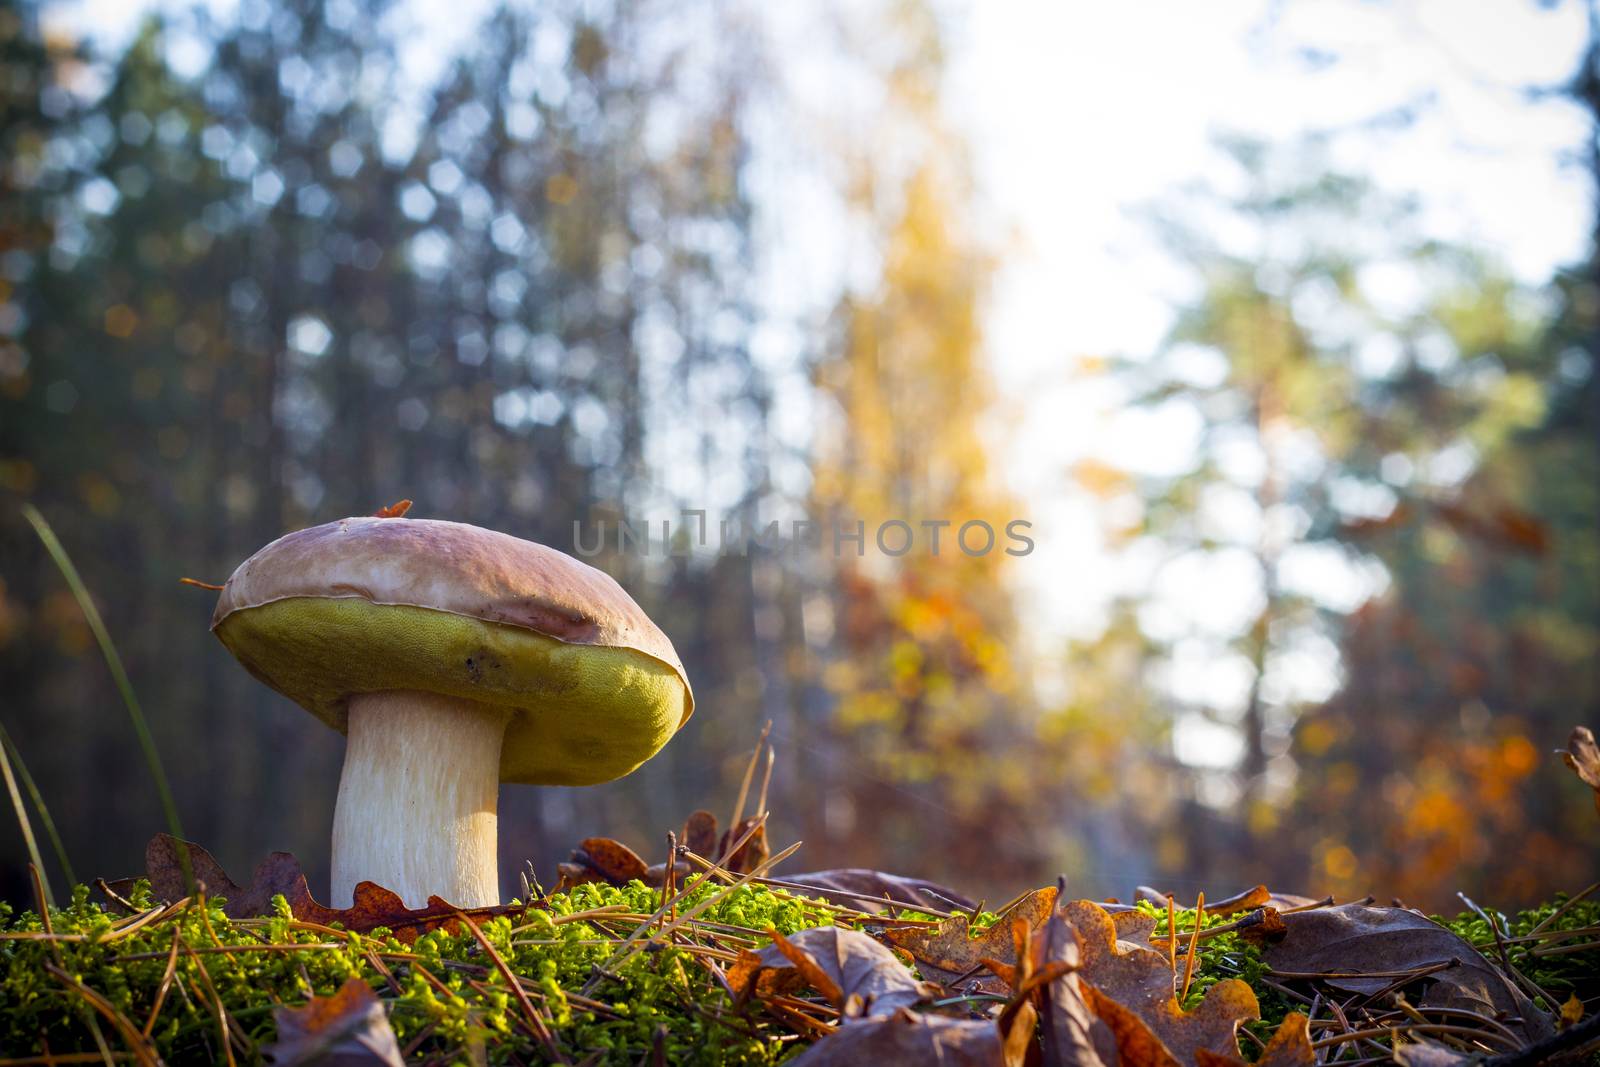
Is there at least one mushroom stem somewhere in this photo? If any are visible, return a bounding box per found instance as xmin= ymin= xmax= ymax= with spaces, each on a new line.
xmin=331 ymin=690 xmax=508 ymax=909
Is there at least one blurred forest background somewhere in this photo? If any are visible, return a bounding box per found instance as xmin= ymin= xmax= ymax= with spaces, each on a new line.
xmin=0 ymin=0 xmax=1596 ymax=912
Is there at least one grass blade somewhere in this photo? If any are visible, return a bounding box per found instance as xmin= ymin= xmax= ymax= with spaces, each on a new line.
xmin=20 ymin=504 xmax=192 ymax=894
xmin=0 ymin=721 xmax=76 ymax=888
xmin=0 ymin=730 xmax=52 ymax=909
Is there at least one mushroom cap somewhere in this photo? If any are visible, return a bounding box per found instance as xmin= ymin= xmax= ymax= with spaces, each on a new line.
xmin=211 ymin=516 xmax=693 ymax=786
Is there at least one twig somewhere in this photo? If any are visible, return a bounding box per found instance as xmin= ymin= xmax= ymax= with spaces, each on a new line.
xmin=728 ymin=722 xmax=772 ymax=837
xmin=1312 ymin=1023 xmax=1516 ymax=1051
xmin=755 ymin=745 xmax=775 ymax=820
xmin=1279 ymin=895 xmax=1336 ymax=914
xmin=1481 ymin=1008 xmax=1600 ymax=1066
xmin=94 ymin=880 xmax=138 ymax=914
xmin=1267 ymin=964 xmax=1460 ymax=980
xmin=1180 ymin=892 xmax=1204 ymax=1001
xmin=1349 ymin=958 xmax=1459 ymax=1004
xmin=1529 ymin=938 xmax=1600 ymax=958
xmin=1166 ymin=895 xmax=1176 ymax=969
xmin=1526 ymin=880 xmax=1599 ymax=937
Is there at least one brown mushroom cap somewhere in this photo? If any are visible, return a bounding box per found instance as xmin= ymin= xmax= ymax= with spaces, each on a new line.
xmin=211 ymin=516 xmax=693 ymax=786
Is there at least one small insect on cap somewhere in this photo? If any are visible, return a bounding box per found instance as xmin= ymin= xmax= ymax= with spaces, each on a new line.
xmin=211 ymin=513 xmax=693 ymax=786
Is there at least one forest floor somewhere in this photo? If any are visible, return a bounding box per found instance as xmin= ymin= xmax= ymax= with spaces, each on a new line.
xmin=2 ymin=735 xmax=1597 ymax=1066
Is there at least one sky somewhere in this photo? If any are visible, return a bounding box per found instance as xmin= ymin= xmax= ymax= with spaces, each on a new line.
xmin=948 ymin=0 xmax=1590 ymax=639
xmin=45 ymin=0 xmax=1595 ymax=761
xmin=941 ymin=0 xmax=1589 ymax=765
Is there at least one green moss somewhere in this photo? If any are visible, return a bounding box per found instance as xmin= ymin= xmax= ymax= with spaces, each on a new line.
xmin=1135 ymin=899 xmax=1297 ymax=1044
xmin=11 ymin=885 xmax=1593 ymax=1063
xmin=1436 ymin=894 xmax=1600 ymax=1014
xmin=0 ymin=880 xmax=835 ymax=1064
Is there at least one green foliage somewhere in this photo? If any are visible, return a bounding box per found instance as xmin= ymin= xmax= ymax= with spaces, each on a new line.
xmin=0 ymin=880 xmax=838 ymax=1064
xmin=1439 ymin=893 xmax=1600 ymax=1011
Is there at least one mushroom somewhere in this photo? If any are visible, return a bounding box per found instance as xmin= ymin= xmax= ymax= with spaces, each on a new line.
xmin=210 ymin=514 xmax=693 ymax=908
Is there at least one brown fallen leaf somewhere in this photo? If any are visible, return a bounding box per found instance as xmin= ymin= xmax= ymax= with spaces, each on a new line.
xmin=556 ymin=837 xmax=650 ymax=890
xmin=1131 ymin=885 xmax=1271 ymax=919
xmin=882 ymin=886 xmax=1059 ymax=994
xmin=1113 ymin=908 xmax=1160 ymax=947
xmin=1032 ymin=884 xmax=1114 ymax=1067
xmin=728 ymin=925 xmax=936 ymax=1019
xmin=1194 ymin=1013 xmax=1314 ymax=1067
xmin=1262 ymin=903 xmax=1552 ymax=1043
xmin=681 ymin=809 xmax=720 ymax=857
xmin=264 ymin=977 xmax=404 ymax=1067
xmin=786 ymin=1007 xmax=1010 ymax=1067
xmin=1000 ymin=998 xmax=1040 ymax=1067
xmin=1207 ymin=885 xmax=1271 ymax=918
xmin=781 ymin=868 xmax=977 ymax=914
xmin=1391 ymin=1039 xmax=1470 ymax=1067
xmin=1080 ymin=983 xmax=1180 ymax=1067
xmin=1058 ymin=901 xmax=1173 ymax=1018
xmin=1561 ymin=726 xmax=1600 ymax=817
xmin=1228 ymin=907 xmax=1288 ymax=947
xmin=1063 ymin=900 xmax=1260 ymax=1062
xmin=117 ymin=834 xmax=526 ymax=944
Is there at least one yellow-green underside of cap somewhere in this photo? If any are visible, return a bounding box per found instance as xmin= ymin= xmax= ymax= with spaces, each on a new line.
xmin=214 ymin=596 xmax=689 ymax=786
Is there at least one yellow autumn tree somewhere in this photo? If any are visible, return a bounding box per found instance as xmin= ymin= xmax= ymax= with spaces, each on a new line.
xmin=798 ymin=1 xmax=1056 ymax=889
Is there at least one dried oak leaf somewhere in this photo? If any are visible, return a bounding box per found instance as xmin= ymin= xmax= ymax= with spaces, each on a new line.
xmin=264 ymin=977 xmax=404 ymax=1067
xmin=1079 ymin=980 xmax=1259 ymax=1067
xmin=1113 ymin=908 xmax=1160 ymax=947
xmin=1561 ymin=726 xmax=1600 ymax=816
xmin=728 ymin=925 xmax=935 ymax=1019
xmin=1263 ymin=903 xmax=1552 ymax=1043
xmin=1033 ymin=887 xmax=1115 ymax=1067
xmin=781 ymin=869 xmax=976 ymax=914
xmin=882 ymin=886 xmax=1059 ymax=994
xmin=1194 ymin=1013 xmax=1314 ymax=1067
xmin=125 ymin=834 xmax=525 ymax=944
xmin=1063 ymin=900 xmax=1260 ymax=1063
xmin=1079 ymin=983 xmax=1181 ymax=1067
xmin=786 ymin=1007 xmax=1010 ymax=1067
xmin=1057 ymin=901 xmax=1173 ymax=1015
xmin=556 ymin=837 xmax=650 ymax=890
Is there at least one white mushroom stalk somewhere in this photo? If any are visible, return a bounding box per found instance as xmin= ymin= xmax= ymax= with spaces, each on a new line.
xmin=330 ymin=690 xmax=509 ymax=909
